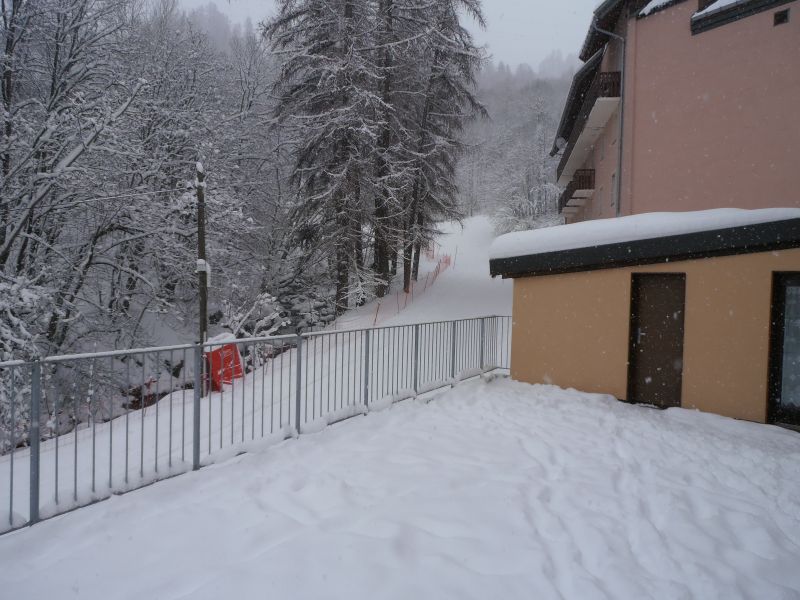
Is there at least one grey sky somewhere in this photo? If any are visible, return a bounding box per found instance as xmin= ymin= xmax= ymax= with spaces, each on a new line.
xmin=182 ymin=0 xmax=599 ymax=68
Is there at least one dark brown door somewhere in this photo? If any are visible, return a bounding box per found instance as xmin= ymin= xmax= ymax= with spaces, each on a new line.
xmin=627 ymin=274 xmax=686 ymax=408
xmin=769 ymin=273 xmax=800 ymax=425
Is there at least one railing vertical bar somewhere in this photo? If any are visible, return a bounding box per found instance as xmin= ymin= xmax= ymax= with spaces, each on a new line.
xmin=333 ymin=334 xmax=339 ymax=411
xmin=279 ymin=349 xmax=284 ymax=431
xmin=192 ymin=344 xmax=202 ymax=471
xmin=348 ymin=331 xmax=353 ymax=407
xmin=181 ymin=348 xmax=187 ymax=463
xmin=238 ymin=345 xmax=245 ymax=442
xmin=324 ymin=334 xmax=329 ymax=414
xmin=305 ymin=336 xmax=310 ymax=421
xmin=217 ymin=346 xmax=223 ymax=447
xmin=29 ymin=361 xmax=41 ymax=525
xmin=384 ymin=329 xmax=389 ymax=399
xmin=413 ymin=324 xmax=419 ymax=393
xmin=317 ymin=335 xmax=322 ymax=416
xmin=295 ymin=335 xmax=303 ymax=434
xmin=91 ymin=358 xmax=97 ymax=494
xmin=125 ymin=359 xmax=130 ymax=484
xmin=400 ymin=327 xmax=405 ymax=391
xmin=361 ymin=330 xmax=369 ymax=407
xmin=9 ymin=367 xmax=15 ymax=526
xmin=168 ymin=350 xmax=174 ymax=468
xmin=390 ymin=328 xmax=396 ymax=396
xmin=270 ymin=350 xmax=275 ymax=435
xmin=286 ymin=340 xmax=290 ymax=433
xmin=154 ymin=350 xmax=160 ymax=474
xmin=252 ymin=344 xmax=256 ymax=441
xmin=140 ymin=356 xmax=145 ymax=479
xmin=261 ymin=344 xmax=267 ymax=438
xmin=73 ymin=389 xmax=78 ymax=502
xmin=230 ymin=345 xmax=235 ymax=446
xmin=480 ymin=318 xmax=485 ymax=371
xmin=237 ymin=344 xmax=242 ymax=444
xmin=53 ymin=368 xmax=59 ymax=505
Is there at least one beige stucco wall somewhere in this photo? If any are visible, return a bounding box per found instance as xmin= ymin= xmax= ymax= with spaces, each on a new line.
xmin=510 ymin=247 xmax=800 ymax=422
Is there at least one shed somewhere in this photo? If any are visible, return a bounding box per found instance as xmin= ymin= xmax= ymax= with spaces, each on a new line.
xmin=489 ymin=209 xmax=800 ymax=424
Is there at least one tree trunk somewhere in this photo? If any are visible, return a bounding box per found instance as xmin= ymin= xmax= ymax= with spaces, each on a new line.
xmin=412 ymin=212 xmax=424 ymax=281
xmin=335 ymin=203 xmax=350 ymax=316
xmin=373 ymin=0 xmax=394 ymax=298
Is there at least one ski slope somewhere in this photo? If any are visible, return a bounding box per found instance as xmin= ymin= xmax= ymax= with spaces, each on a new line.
xmin=2 ymin=377 xmax=800 ymax=599
xmin=334 ymin=216 xmax=513 ymax=328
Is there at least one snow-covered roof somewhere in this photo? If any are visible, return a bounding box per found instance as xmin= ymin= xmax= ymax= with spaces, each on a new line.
xmin=490 ymin=208 xmax=800 ymax=261
xmin=693 ymin=0 xmax=746 ymax=18
xmin=639 ymin=0 xmax=676 ymax=17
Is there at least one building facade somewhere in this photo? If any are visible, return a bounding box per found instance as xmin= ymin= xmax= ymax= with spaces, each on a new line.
xmin=554 ymin=0 xmax=800 ymax=224
xmin=490 ymin=210 xmax=800 ymax=424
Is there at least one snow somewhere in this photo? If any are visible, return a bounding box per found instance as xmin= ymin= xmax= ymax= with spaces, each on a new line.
xmin=639 ymin=0 xmax=675 ymax=16
xmin=490 ymin=208 xmax=800 ymax=260
xmin=694 ymin=0 xmax=746 ymax=18
xmin=335 ymin=216 xmax=513 ymax=328
xmin=0 ymin=215 xmax=513 ymax=533
xmin=3 ymin=377 xmax=800 ymax=599
xmin=638 ymin=0 xmax=745 ymax=18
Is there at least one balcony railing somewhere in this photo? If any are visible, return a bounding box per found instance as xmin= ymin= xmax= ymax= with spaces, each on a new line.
xmin=558 ymin=169 xmax=595 ymax=213
xmin=557 ymin=71 xmax=621 ymax=182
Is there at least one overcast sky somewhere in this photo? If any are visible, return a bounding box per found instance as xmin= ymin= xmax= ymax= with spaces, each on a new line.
xmin=182 ymin=0 xmax=600 ymax=68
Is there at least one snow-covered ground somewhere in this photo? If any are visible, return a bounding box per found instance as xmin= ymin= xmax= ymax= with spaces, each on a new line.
xmin=2 ymin=377 xmax=800 ymax=599
xmin=335 ymin=216 xmax=513 ymax=328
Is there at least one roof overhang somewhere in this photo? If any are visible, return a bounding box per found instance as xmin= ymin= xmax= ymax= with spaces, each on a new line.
xmin=550 ymin=50 xmax=604 ymax=157
xmin=489 ymin=218 xmax=800 ymax=279
xmin=579 ymin=0 xmax=626 ymax=62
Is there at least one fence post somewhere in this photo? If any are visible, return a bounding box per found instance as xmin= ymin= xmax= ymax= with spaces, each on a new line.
xmin=192 ymin=344 xmax=202 ymax=470
xmin=413 ymin=324 xmax=420 ymax=393
xmin=450 ymin=321 xmax=457 ymax=381
xmin=29 ymin=360 xmax=41 ymax=525
xmin=480 ymin=318 xmax=486 ymax=372
xmin=295 ymin=335 xmax=303 ymax=434
xmin=363 ymin=330 xmax=371 ymax=409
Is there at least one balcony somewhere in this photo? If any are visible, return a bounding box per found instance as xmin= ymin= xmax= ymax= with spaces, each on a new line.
xmin=558 ymin=169 xmax=596 ymax=214
xmin=556 ymin=71 xmax=621 ymax=186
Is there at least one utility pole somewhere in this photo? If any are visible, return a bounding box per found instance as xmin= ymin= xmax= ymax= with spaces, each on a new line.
xmin=196 ymin=162 xmax=208 ymax=345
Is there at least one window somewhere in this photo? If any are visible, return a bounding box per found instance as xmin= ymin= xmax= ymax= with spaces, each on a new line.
xmin=775 ymin=9 xmax=790 ymax=25
xmin=769 ymin=273 xmax=800 ymax=425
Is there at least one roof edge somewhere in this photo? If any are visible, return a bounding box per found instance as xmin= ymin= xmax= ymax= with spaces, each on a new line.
xmin=489 ymin=218 xmax=800 ymax=279
xmin=691 ymin=0 xmax=795 ymax=34
xmin=550 ymin=49 xmax=604 ymax=156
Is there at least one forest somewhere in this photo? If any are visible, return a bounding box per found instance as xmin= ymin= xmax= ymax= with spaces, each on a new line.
xmin=0 ymin=0 xmax=571 ymax=366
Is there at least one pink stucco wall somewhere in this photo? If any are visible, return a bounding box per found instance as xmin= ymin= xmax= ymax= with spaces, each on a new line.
xmin=570 ymin=0 xmax=800 ymax=222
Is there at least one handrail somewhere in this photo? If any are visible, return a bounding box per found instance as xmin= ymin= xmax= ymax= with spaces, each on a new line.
xmin=0 ymin=316 xmax=514 ymax=367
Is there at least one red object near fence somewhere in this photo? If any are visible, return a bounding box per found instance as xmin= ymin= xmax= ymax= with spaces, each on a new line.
xmin=205 ymin=343 xmax=244 ymax=392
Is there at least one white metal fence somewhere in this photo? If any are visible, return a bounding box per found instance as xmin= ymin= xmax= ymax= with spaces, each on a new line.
xmin=0 ymin=316 xmax=511 ymax=534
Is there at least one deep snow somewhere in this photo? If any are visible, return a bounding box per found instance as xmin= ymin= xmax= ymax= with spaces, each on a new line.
xmin=2 ymin=377 xmax=800 ymax=599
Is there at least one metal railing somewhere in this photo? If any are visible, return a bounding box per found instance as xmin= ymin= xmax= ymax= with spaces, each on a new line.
xmin=558 ymin=169 xmax=596 ymax=213
xmin=0 ymin=315 xmax=512 ymax=534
